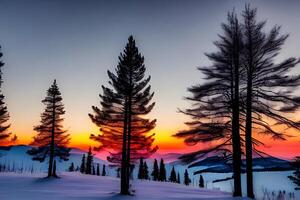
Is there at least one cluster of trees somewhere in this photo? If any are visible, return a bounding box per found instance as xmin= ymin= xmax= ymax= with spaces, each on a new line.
xmin=174 ymin=5 xmax=300 ymax=199
xmin=138 ymin=158 xmax=149 ymax=180
xmin=77 ymin=147 xmax=107 ymax=176
xmin=151 ymin=158 xmax=166 ymax=181
xmin=0 ymin=162 xmax=35 ymax=174
xmin=137 ymin=158 xmax=201 ymax=188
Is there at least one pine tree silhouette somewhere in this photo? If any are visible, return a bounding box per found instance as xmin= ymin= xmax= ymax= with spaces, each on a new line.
xmin=158 ymin=158 xmax=166 ymax=181
xmin=68 ymin=162 xmax=75 ymax=172
xmin=27 ymin=80 xmax=70 ymax=178
xmin=184 ymin=169 xmax=191 ymax=186
xmin=85 ymin=147 xmax=93 ymax=174
xmin=96 ymin=163 xmax=100 ymax=176
xmin=199 ymin=175 xmax=204 ymax=188
xmin=80 ymin=154 xmax=85 ymax=173
xmin=288 ymin=157 xmax=300 ymax=190
xmin=143 ymin=161 xmax=149 ymax=180
xmin=174 ymin=11 xmax=243 ymax=196
xmin=177 ymin=172 xmax=181 ymax=184
xmin=102 ymin=165 xmax=106 ymax=176
xmin=89 ymin=36 xmax=158 ymax=194
xmin=0 ymin=46 xmax=15 ymax=146
xmin=241 ymin=5 xmax=300 ymax=199
xmin=169 ymin=166 xmax=177 ymax=183
xmin=138 ymin=158 xmax=144 ymax=179
xmin=151 ymin=158 xmax=159 ymax=181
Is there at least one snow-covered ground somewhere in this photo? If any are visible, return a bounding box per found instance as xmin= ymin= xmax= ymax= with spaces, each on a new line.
xmin=1 ymin=146 xmax=298 ymax=199
xmin=0 ymin=172 xmax=243 ymax=200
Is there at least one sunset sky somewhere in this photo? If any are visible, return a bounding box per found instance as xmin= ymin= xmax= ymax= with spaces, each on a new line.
xmin=0 ymin=0 xmax=300 ymax=159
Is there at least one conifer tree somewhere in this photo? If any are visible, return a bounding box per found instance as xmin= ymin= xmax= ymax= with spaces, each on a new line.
xmin=174 ymin=11 xmax=243 ymax=196
xmin=0 ymin=47 xmax=15 ymax=146
xmin=184 ymin=169 xmax=191 ymax=186
xmin=27 ymin=80 xmax=70 ymax=178
xmin=158 ymin=158 xmax=166 ymax=181
xmin=143 ymin=161 xmax=149 ymax=180
xmin=288 ymin=156 xmax=300 ymax=190
xmin=138 ymin=157 xmax=144 ymax=179
xmin=85 ymin=147 xmax=93 ymax=174
xmin=241 ymin=5 xmax=300 ymax=199
xmin=80 ymin=154 xmax=85 ymax=173
xmin=89 ymin=36 xmax=158 ymax=194
xmin=151 ymin=158 xmax=159 ymax=181
xmin=68 ymin=162 xmax=75 ymax=172
xmin=169 ymin=166 xmax=177 ymax=183
xmin=97 ymin=163 xmax=100 ymax=176
xmin=199 ymin=175 xmax=204 ymax=188
xmin=177 ymin=172 xmax=181 ymax=184
xmin=102 ymin=165 xmax=106 ymax=176
xmin=92 ymin=165 xmax=95 ymax=175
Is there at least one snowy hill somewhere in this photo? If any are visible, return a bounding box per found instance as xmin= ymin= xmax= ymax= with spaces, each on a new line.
xmin=0 ymin=172 xmax=241 ymax=200
xmin=185 ymin=156 xmax=292 ymax=173
xmin=0 ymin=145 xmax=113 ymax=175
xmin=1 ymin=145 xmax=299 ymax=199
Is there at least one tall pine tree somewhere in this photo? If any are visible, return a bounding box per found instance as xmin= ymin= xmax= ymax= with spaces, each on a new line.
xmin=0 ymin=46 xmax=15 ymax=146
xmin=242 ymin=5 xmax=300 ymax=199
xmin=174 ymin=11 xmax=243 ymax=196
xmin=89 ymin=36 xmax=158 ymax=194
xmin=27 ymin=80 xmax=70 ymax=178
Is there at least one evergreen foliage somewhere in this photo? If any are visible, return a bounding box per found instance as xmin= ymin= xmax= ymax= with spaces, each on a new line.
xmin=96 ymin=163 xmax=100 ymax=176
xmin=85 ymin=147 xmax=93 ymax=175
xmin=102 ymin=165 xmax=106 ymax=176
xmin=27 ymin=80 xmax=70 ymax=178
xmin=158 ymin=158 xmax=166 ymax=181
xmin=151 ymin=158 xmax=159 ymax=181
xmin=199 ymin=175 xmax=204 ymax=188
xmin=89 ymin=36 xmax=158 ymax=194
xmin=68 ymin=162 xmax=75 ymax=172
xmin=169 ymin=166 xmax=177 ymax=183
xmin=184 ymin=169 xmax=191 ymax=186
xmin=80 ymin=154 xmax=85 ymax=173
xmin=0 ymin=47 xmax=15 ymax=146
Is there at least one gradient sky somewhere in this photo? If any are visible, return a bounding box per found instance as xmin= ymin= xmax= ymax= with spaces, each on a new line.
xmin=0 ymin=0 xmax=300 ymax=159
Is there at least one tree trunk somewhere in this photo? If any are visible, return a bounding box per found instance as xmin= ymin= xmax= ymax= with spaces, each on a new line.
xmin=246 ymin=72 xmax=254 ymax=198
xmin=126 ymin=71 xmax=133 ymax=192
xmin=245 ymin=24 xmax=255 ymax=198
xmin=120 ymin=98 xmax=129 ymax=195
xmin=232 ymin=20 xmax=242 ymax=197
xmin=48 ymin=95 xmax=56 ymax=178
